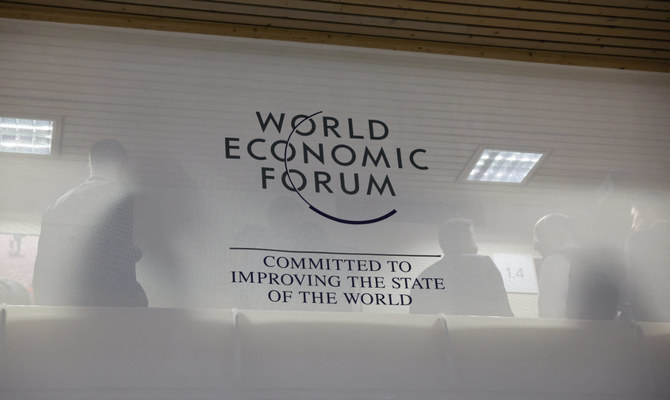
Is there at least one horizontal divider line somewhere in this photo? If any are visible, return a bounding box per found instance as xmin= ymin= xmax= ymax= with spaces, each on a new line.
xmin=229 ymin=247 xmax=442 ymax=258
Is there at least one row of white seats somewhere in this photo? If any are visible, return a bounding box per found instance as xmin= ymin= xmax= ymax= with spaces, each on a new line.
xmin=0 ymin=306 xmax=668 ymax=400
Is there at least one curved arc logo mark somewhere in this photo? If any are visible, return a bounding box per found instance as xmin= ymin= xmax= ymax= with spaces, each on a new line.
xmin=282 ymin=111 xmax=397 ymax=225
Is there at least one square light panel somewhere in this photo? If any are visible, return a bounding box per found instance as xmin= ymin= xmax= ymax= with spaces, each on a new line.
xmin=467 ymin=149 xmax=543 ymax=183
xmin=0 ymin=117 xmax=55 ymax=155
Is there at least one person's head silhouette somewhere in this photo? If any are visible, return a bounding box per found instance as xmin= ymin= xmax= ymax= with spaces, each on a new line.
xmin=89 ymin=139 xmax=127 ymax=180
xmin=534 ymin=213 xmax=575 ymax=258
xmin=438 ymin=218 xmax=479 ymax=255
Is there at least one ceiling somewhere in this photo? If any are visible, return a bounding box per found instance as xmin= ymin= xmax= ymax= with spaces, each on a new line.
xmin=1 ymin=0 xmax=670 ymax=72
xmin=0 ymin=1 xmax=669 ymax=204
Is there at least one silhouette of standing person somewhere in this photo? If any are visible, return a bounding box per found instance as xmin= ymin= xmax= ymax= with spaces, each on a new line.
xmin=411 ymin=218 xmax=513 ymax=317
xmin=535 ymin=213 xmax=620 ymax=320
xmin=33 ymin=139 xmax=148 ymax=307
xmin=625 ymin=195 xmax=670 ymax=322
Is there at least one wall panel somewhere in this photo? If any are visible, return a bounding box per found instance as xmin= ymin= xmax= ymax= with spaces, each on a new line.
xmin=1 ymin=19 xmax=668 ymax=312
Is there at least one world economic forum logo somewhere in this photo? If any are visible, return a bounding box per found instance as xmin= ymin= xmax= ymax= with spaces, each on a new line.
xmin=224 ymin=111 xmax=429 ymax=225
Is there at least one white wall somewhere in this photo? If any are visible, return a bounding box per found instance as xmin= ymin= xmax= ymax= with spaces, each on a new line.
xmin=1 ymin=19 xmax=668 ymax=313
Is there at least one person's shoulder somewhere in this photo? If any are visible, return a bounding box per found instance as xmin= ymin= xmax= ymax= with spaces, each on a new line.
xmin=51 ymin=178 xmax=111 ymax=202
xmin=547 ymin=250 xmax=572 ymax=262
xmin=418 ymin=258 xmax=448 ymax=274
xmin=460 ymin=254 xmax=496 ymax=267
xmin=44 ymin=178 xmax=128 ymax=220
xmin=43 ymin=180 xmax=89 ymax=215
xmin=462 ymin=254 xmax=492 ymax=261
xmin=542 ymin=251 xmax=572 ymax=272
xmin=446 ymin=255 xmax=501 ymax=277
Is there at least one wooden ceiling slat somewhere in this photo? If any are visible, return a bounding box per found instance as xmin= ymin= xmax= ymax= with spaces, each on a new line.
xmin=6 ymin=0 xmax=670 ymax=59
xmin=11 ymin=0 xmax=670 ymax=32
xmin=336 ymin=3 xmax=670 ymax=41
xmin=2 ymin=1 xmax=669 ymax=71
xmin=477 ymin=7 xmax=670 ymax=31
xmin=82 ymin=0 xmax=670 ymax=43
xmin=425 ymin=0 xmax=670 ymax=19
xmin=316 ymin=0 xmax=670 ymax=30
xmin=315 ymin=0 xmax=670 ymax=15
xmin=202 ymin=3 xmax=670 ymax=56
xmin=529 ymin=0 xmax=670 ymax=12
xmin=461 ymin=25 xmax=670 ymax=51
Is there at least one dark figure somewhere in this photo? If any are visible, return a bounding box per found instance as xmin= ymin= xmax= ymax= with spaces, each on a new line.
xmin=535 ymin=214 xmax=620 ymax=320
xmin=32 ymin=139 xmax=147 ymax=307
xmin=411 ymin=218 xmax=513 ymax=317
xmin=625 ymin=196 xmax=670 ymax=322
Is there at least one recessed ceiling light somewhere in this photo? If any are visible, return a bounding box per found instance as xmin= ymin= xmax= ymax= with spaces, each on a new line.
xmin=0 ymin=117 xmax=55 ymax=155
xmin=466 ymin=149 xmax=543 ymax=183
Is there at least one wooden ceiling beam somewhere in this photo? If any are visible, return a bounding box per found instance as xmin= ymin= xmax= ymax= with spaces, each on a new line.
xmin=1 ymin=1 xmax=669 ymax=72
xmin=316 ymin=0 xmax=670 ymax=28
xmin=335 ymin=4 xmax=670 ymax=41
xmin=4 ymin=0 xmax=668 ymax=59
